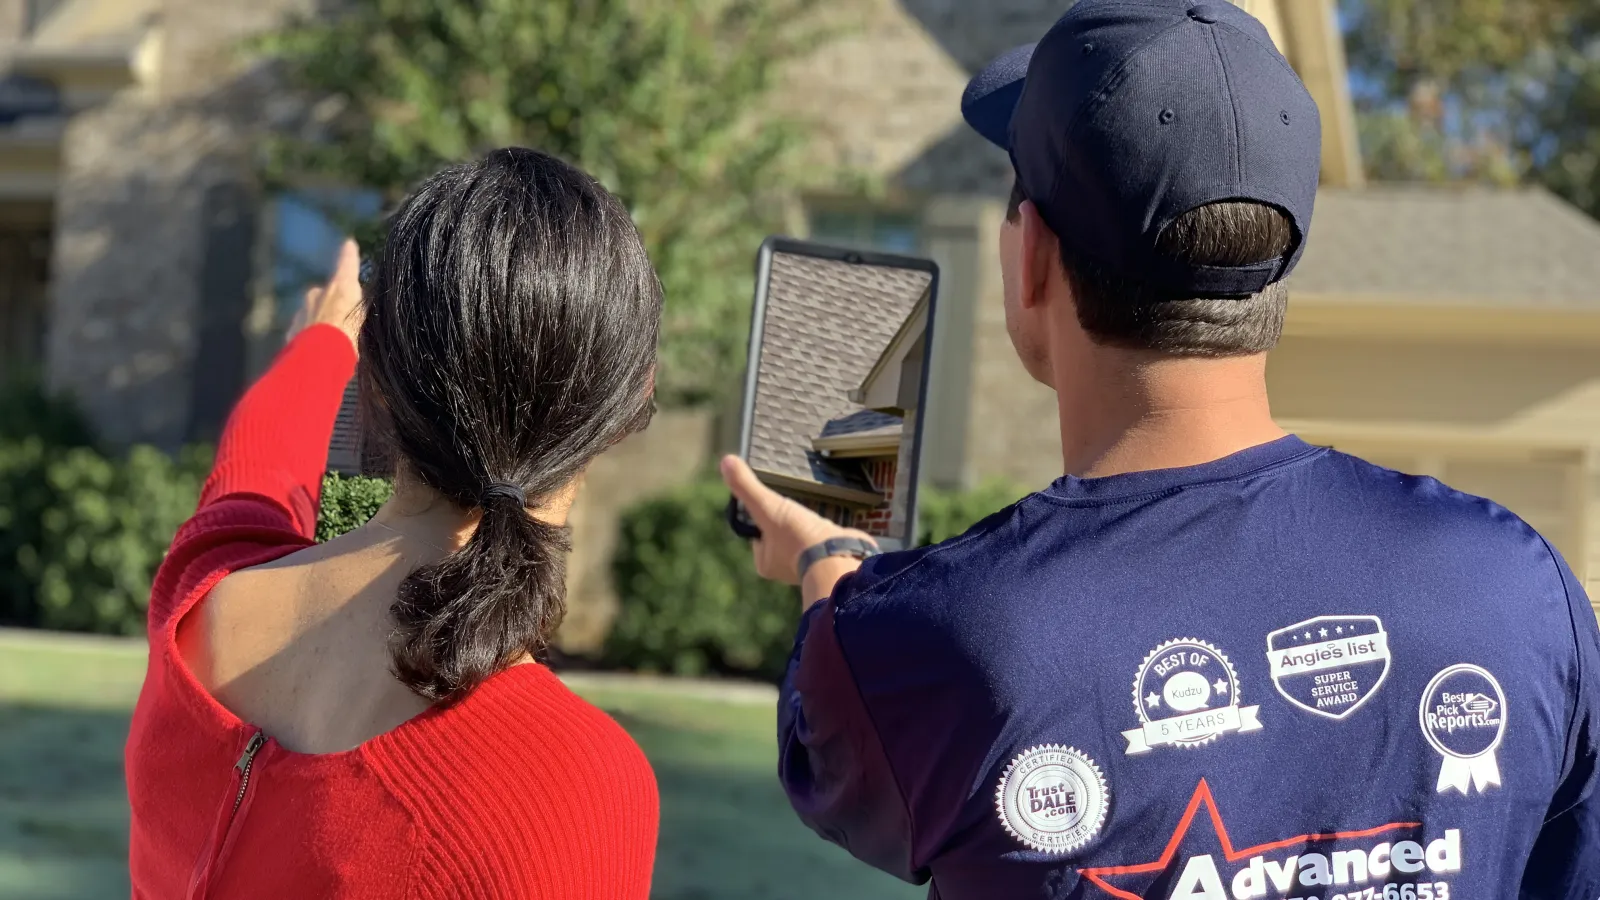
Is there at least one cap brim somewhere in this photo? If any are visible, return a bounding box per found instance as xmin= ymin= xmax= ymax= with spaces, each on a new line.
xmin=961 ymin=43 xmax=1036 ymax=151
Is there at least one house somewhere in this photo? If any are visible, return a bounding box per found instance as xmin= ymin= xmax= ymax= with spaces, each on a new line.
xmin=744 ymin=246 xmax=933 ymax=546
xmin=6 ymin=0 xmax=1600 ymax=630
xmin=1271 ymin=185 xmax=1600 ymax=590
xmin=780 ymin=0 xmax=1600 ymax=612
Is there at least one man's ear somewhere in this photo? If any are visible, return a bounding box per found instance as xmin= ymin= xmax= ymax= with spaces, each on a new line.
xmin=1018 ymin=200 xmax=1056 ymax=311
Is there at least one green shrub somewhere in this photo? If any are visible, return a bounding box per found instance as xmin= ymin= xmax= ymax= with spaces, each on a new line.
xmin=606 ymin=478 xmax=800 ymax=681
xmin=316 ymin=473 xmax=393 ymax=542
xmin=0 ymin=377 xmax=94 ymax=447
xmin=0 ymin=439 xmax=211 ymax=634
xmin=0 ymin=436 xmax=60 ymax=625
xmin=0 ymin=377 xmax=386 ymax=634
xmin=918 ymin=478 xmax=1029 ymax=545
xmin=603 ymin=477 xmax=1034 ymax=681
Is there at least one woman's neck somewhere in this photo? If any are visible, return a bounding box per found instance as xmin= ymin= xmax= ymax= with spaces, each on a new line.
xmin=364 ymin=468 xmax=582 ymax=555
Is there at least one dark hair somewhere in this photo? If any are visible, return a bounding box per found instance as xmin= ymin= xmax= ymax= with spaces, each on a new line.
xmin=1006 ymin=180 xmax=1293 ymax=356
xmin=360 ymin=148 xmax=661 ymax=701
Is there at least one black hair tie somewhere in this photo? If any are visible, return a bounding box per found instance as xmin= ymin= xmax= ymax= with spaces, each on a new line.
xmin=480 ymin=482 xmax=527 ymax=508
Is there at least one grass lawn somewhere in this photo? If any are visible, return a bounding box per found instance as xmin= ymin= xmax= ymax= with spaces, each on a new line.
xmin=0 ymin=629 xmax=922 ymax=900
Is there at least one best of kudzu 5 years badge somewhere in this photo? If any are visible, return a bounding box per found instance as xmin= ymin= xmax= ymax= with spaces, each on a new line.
xmin=1125 ymin=638 xmax=1262 ymax=754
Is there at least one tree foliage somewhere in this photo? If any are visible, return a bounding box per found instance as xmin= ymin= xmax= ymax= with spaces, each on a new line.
xmin=1343 ymin=0 xmax=1600 ymax=215
xmin=257 ymin=0 xmax=838 ymax=405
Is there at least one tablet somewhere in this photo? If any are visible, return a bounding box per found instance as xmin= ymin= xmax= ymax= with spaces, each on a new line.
xmin=730 ymin=237 xmax=940 ymax=552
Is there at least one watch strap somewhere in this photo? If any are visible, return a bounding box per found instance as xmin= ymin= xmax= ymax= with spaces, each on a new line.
xmin=797 ymin=536 xmax=881 ymax=581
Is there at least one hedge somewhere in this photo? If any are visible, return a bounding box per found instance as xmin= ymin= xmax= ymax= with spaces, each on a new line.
xmin=0 ymin=372 xmax=1029 ymax=673
xmin=602 ymin=476 xmax=1029 ymax=681
xmin=919 ymin=478 xmax=1028 ymax=545
xmin=0 ymin=379 xmax=214 ymax=633
xmin=604 ymin=478 xmax=800 ymax=680
xmin=0 ymin=381 xmax=405 ymax=634
xmin=315 ymin=473 xmax=393 ymax=542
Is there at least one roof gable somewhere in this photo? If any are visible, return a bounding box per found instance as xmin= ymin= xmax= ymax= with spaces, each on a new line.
xmin=748 ymin=252 xmax=929 ymax=490
xmin=1292 ymin=186 xmax=1600 ymax=309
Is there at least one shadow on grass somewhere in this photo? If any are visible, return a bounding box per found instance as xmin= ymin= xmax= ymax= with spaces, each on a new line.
xmin=0 ymin=703 xmax=132 ymax=900
xmin=609 ymin=711 xmax=923 ymax=900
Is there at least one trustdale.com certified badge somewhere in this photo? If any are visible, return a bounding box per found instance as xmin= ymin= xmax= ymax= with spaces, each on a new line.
xmin=1267 ymin=615 xmax=1391 ymax=720
xmin=994 ymin=745 xmax=1109 ymax=855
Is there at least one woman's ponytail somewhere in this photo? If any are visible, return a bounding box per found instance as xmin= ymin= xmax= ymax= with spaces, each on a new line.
xmin=389 ymin=485 xmax=571 ymax=701
xmin=360 ymin=147 xmax=661 ymax=703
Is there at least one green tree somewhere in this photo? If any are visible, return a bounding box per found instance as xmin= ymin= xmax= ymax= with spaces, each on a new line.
xmin=1342 ymin=0 xmax=1600 ymax=216
xmin=257 ymin=0 xmax=839 ymax=406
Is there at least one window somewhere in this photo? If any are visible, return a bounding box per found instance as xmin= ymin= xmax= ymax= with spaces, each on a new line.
xmin=807 ymin=208 xmax=921 ymax=255
xmin=271 ymin=188 xmax=382 ymax=328
xmin=0 ymin=224 xmax=51 ymax=378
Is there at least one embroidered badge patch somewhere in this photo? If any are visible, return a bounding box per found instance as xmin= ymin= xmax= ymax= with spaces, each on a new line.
xmin=995 ymin=745 xmax=1108 ymax=855
xmin=1125 ymin=638 xmax=1262 ymax=754
xmin=1266 ymin=615 xmax=1392 ymax=720
xmin=1420 ymin=663 xmax=1506 ymax=795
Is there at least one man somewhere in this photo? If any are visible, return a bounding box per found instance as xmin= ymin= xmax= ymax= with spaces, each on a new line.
xmin=719 ymin=0 xmax=1600 ymax=896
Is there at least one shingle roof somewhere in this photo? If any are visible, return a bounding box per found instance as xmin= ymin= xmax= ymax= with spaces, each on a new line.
xmin=819 ymin=409 xmax=902 ymax=439
xmin=748 ymin=252 xmax=931 ymax=490
xmin=1291 ymin=186 xmax=1600 ymax=308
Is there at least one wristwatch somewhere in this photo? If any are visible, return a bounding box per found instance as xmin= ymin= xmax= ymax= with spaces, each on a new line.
xmin=797 ymin=536 xmax=881 ymax=580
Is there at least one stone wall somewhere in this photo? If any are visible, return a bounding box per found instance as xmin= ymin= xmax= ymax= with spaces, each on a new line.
xmin=780 ymin=0 xmax=1057 ymax=196
xmin=959 ymin=200 xmax=1064 ymax=490
xmin=556 ymin=409 xmax=716 ymax=655
xmin=778 ymin=1 xmax=1063 ymax=491
xmin=45 ymin=0 xmax=309 ymax=448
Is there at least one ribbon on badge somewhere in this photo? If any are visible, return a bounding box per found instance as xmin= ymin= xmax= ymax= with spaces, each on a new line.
xmin=1436 ymin=749 xmax=1500 ymax=794
xmin=1123 ymin=704 xmax=1261 ymax=754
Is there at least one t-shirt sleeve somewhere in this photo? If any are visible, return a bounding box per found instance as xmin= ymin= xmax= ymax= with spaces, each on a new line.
xmin=1522 ymin=542 xmax=1600 ymax=899
xmin=776 ymin=559 xmax=926 ymax=884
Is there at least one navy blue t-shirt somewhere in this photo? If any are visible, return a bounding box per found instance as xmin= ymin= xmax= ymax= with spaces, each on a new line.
xmin=779 ymin=436 xmax=1600 ymax=899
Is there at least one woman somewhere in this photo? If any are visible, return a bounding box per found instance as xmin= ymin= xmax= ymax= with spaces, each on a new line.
xmin=125 ymin=148 xmax=661 ymax=898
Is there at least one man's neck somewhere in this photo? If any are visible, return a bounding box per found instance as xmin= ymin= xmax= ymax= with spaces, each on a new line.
xmin=1056 ymin=350 xmax=1286 ymax=478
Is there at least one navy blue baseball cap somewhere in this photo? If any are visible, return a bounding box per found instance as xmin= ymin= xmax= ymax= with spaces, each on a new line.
xmin=961 ymin=0 xmax=1322 ymax=296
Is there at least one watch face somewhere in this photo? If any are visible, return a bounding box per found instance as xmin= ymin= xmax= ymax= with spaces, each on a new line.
xmin=799 ymin=538 xmax=880 ymax=579
xmin=832 ymin=537 xmax=879 ymax=557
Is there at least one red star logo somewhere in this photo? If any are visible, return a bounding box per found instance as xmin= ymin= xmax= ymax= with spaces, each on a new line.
xmin=1079 ymin=780 xmax=1421 ymax=899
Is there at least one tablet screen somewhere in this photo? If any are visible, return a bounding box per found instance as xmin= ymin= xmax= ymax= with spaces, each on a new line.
xmin=737 ymin=239 xmax=939 ymax=551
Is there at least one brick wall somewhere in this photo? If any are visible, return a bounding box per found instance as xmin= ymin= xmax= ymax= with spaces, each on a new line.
xmin=851 ymin=456 xmax=898 ymax=537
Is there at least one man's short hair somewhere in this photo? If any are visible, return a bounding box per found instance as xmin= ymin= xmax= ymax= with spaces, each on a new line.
xmin=1007 ymin=180 xmax=1292 ymax=357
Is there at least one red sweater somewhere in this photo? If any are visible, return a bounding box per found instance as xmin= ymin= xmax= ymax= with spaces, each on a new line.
xmin=125 ymin=325 xmax=659 ymax=899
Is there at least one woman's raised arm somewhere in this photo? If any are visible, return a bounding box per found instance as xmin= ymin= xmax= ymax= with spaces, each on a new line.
xmin=192 ymin=239 xmax=364 ymax=538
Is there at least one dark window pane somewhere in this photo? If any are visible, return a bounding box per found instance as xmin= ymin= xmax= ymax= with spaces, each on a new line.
xmin=273 ymin=189 xmax=381 ymax=326
xmin=807 ymin=208 xmax=920 ymax=254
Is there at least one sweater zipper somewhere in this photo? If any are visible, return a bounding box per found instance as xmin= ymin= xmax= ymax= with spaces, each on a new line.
xmin=187 ymin=730 xmax=267 ymax=900
xmin=232 ymin=731 xmax=267 ymax=816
